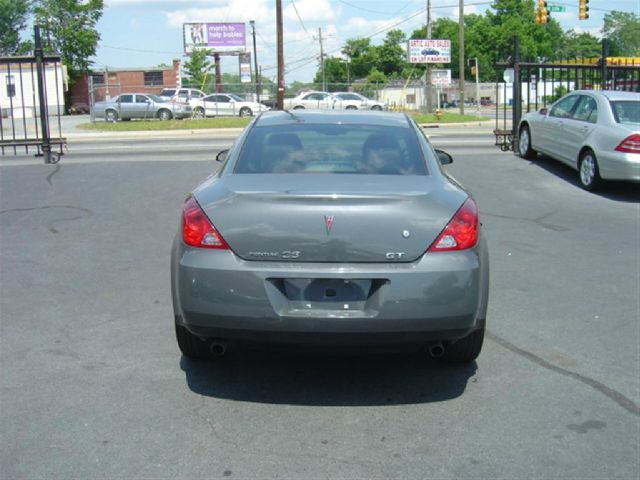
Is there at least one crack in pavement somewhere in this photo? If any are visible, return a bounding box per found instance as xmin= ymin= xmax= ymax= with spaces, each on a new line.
xmin=0 ymin=205 xmax=92 ymax=234
xmin=482 ymin=209 xmax=570 ymax=232
xmin=46 ymin=163 xmax=62 ymax=186
xmin=486 ymin=330 xmax=640 ymax=416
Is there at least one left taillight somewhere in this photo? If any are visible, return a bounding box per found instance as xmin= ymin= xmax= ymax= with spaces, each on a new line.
xmin=181 ymin=196 xmax=229 ymax=249
xmin=615 ymin=134 xmax=640 ymax=154
xmin=427 ymin=198 xmax=479 ymax=252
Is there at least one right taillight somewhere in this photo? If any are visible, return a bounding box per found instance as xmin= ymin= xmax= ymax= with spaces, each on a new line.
xmin=181 ymin=196 xmax=229 ymax=249
xmin=427 ymin=198 xmax=479 ymax=252
xmin=615 ymin=134 xmax=640 ymax=154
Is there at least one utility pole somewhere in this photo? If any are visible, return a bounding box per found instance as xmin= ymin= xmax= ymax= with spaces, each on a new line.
xmin=458 ymin=0 xmax=465 ymax=115
xmin=250 ymin=20 xmax=260 ymax=104
xmin=425 ymin=0 xmax=432 ymax=113
xmin=318 ymin=28 xmax=326 ymax=91
xmin=474 ymin=57 xmax=480 ymax=118
xmin=276 ymin=0 xmax=284 ymax=110
xmin=214 ymin=53 xmax=221 ymax=93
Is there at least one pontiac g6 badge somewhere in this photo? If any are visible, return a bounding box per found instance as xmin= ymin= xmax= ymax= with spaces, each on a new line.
xmin=324 ymin=215 xmax=334 ymax=235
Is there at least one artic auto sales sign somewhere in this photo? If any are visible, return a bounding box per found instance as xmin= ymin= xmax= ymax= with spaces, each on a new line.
xmin=408 ymin=39 xmax=451 ymax=64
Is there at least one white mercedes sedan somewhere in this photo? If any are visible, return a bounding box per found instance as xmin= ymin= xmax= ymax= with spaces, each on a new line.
xmin=517 ymin=90 xmax=639 ymax=190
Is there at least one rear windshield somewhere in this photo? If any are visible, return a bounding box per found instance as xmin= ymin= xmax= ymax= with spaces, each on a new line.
xmin=610 ymin=101 xmax=640 ymax=125
xmin=234 ymin=124 xmax=427 ymax=175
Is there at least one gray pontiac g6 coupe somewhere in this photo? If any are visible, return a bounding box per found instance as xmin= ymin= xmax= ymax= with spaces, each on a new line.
xmin=171 ymin=110 xmax=489 ymax=362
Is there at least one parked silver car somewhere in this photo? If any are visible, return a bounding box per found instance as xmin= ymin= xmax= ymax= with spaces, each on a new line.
xmin=518 ymin=90 xmax=640 ymax=190
xmin=94 ymin=93 xmax=192 ymax=122
xmin=171 ymin=110 xmax=489 ymax=362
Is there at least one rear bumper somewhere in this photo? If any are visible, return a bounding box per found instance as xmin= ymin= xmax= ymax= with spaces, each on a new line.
xmin=171 ymin=235 xmax=489 ymax=344
xmin=597 ymin=150 xmax=640 ymax=182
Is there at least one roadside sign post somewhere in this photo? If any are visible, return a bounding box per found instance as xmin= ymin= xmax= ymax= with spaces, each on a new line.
xmin=408 ymin=39 xmax=451 ymax=113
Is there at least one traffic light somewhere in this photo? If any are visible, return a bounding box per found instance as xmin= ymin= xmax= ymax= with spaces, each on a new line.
xmin=535 ymin=0 xmax=549 ymax=24
xmin=579 ymin=0 xmax=589 ymax=20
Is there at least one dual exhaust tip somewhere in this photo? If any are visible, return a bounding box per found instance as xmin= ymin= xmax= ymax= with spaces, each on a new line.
xmin=209 ymin=340 xmax=227 ymax=357
xmin=208 ymin=340 xmax=445 ymax=358
xmin=428 ymin=343 xmax=445 ymax=358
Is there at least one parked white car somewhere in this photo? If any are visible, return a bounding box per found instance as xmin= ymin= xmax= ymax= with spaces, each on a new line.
xmin=284 ymin=91 xmax=385 ymax=111
xmin=159 ymin=88 xmax=206 ymax=103
xmin=191 ymin=93 xmax=269 ymax=117
xmin=518 ymin=90 xmax=639 ymax=190
xmin=332 ymin=92 xmax=386 ymax=110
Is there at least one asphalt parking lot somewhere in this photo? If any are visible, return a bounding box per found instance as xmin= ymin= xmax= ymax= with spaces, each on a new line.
xmin=1 ymin=134 xmax=638 ymax=479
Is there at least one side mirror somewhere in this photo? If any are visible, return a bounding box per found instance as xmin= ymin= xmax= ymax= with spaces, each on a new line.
xmin=539 ymin=108 xmax=548 ymax=115
xmin=435 ymin=149 xmax=453 ymax=165
xmin=216 ymin=149 xmax=229 ymax=162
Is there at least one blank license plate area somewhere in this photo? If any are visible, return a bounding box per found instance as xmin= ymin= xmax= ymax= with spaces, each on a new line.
xmin=282 ymin=278 xmax=372 ymax=302
xmin=267 ymin=278 xmax=387 ymax=316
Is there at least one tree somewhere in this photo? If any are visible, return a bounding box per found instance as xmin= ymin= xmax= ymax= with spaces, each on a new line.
xmin=375 ymin=29 xmax=409 ymax=77
xmin=0 ymin=0 xmax=32 ymax=55
xmin=182 ymin=49 xmax=213 ymax=90
xmin=561 ymin=31 xmax=601 ymax=59
xmin=313 ymin=57 xmax=347 ymax=89
xmin=602 ymin=11 xmax=640 ymax=56
xmin=32 ymin=0 xmax=104 ymax=83
xmin=342 ymin=37 xmax=377 ymax=79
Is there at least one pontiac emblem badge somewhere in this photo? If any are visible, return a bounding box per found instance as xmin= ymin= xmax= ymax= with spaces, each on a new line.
xmin=324 ymin=215 xmax=335 ymax=234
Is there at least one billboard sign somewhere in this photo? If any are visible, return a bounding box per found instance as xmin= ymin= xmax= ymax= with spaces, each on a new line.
xmin=408 ymin=39 xmax=451 ymax=64
xmin=431 ymin=69 xmax=451 ymax=86
xmin=184 ymin=23 xmax=246 ymax=54
xmin=239 ymin=53 xmax=252 ymax=83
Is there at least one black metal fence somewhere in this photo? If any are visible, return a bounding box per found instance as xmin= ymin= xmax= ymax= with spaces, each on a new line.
xmin=0 ymin=26 xmax=65 ymax=163
xmin=493 ymin=37 xmax=640 ymax=152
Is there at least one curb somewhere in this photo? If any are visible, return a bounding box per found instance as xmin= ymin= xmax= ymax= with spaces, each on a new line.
xmin=66 ymin=127 xmax=245 ymax=142
xmin=63 ymin=120 xmax=496 ymax=141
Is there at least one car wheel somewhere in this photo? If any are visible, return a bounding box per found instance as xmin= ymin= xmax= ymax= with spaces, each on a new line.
xmin=105 ymin=109 xmax=118 ymax=122
xmin=345 ymin=105 xmax=357 ymax=110
xmin=158 ymin=109 xmax=173 ymax=121
xmin=578 ymin=149 xmax=601 ymax=191
xmin=371 ymin=105 xmax=383 ymax=111
xmin=239 ymin=107 xmax=253 ymax=117
xmin=175 ymin=323 xmax=214 ymax=360
xmin=441 ymin=328 xmax=484 ymax=363
xmin=193 ymin=107 xmax=205 ymax=119
xmin=292 ymin=106 xmax=305 ymax=110
xmin=518 ymin=124 xmax=536 ymax=159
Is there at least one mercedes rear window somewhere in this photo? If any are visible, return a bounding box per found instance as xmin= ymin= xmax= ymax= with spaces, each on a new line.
xmin=610 ymin=101 xmax=640 ymax=125
xmin=234 ymin=124 xmax=427 ymax=175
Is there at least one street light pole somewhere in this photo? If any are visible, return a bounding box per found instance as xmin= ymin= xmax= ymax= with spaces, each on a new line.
xmin=250 ymin=20 xmax=260 ymax=104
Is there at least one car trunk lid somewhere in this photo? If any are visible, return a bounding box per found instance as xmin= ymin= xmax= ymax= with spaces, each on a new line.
xmin=196 ymin=174 xmax=466 ymax=263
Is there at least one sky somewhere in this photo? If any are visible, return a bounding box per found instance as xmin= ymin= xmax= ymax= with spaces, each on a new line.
xmin=94 ymin=0 xmax=639 ymax=83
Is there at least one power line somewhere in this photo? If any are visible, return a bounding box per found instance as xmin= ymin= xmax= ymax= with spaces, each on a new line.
xmin=290 ymin=0 xmax=314 ymax=38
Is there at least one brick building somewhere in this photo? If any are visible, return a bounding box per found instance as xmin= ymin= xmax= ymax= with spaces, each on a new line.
xmin=70 ymin=59 xmax=181 ymax=106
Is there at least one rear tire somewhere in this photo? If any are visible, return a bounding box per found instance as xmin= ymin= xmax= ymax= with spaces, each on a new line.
xmin=345 ymin=105 xmax=357 ymax=110
xmin=292 ymin=106 xmax=305 ymax=110
xmin=441 ymin=328 xmax=484 ymax=363
xmin=239 ymin=107 xmax=252 ymax=117
xmin=518 ymin=124 xmax=536 ymax=159
xmin=105 ymin=109 xmax=118 ymax=122
xmin=158 ymin=109 xmax=173 ymax=121
xmin=193 ymin=107 xmax=205 ymax=119
xmin=578 ymin=149 xmax=601 ymax=191
xmin=175 ymin=323 xmax=213 ymax=360
xmin=371 ymin=105 xmax=383 ymax=111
